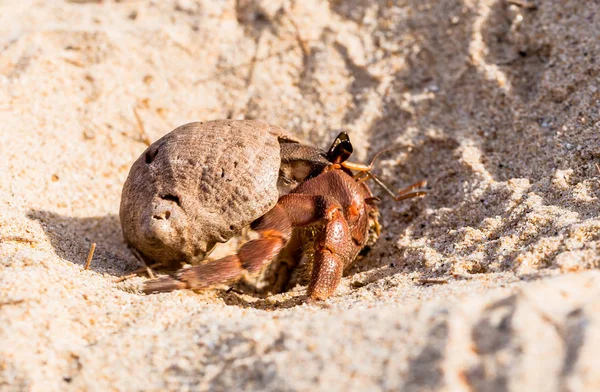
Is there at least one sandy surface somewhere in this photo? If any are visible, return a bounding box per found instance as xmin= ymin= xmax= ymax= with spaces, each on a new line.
xmin=1 ymin=0 xmax=599 ymax=390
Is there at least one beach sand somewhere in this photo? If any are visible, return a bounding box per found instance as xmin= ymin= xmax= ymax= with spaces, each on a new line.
xmin=1 ymin=0 xmax=599 ymax=390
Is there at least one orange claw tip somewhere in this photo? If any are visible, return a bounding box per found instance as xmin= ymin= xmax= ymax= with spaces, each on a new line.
xmin=142 ymin=277 xmax=188 ymax=295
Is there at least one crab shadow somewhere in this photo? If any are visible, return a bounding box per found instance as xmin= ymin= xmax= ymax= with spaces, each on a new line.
xmin=26 ymin=209 xmax=138 ymax=276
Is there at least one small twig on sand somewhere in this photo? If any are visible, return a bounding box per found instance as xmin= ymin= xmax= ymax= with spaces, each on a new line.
xmin=0 ymin=236 xmax=37 ymax=244
xmin=130 ymin=248 xmax=158 ymax=279
xmin=0 ymin=299 xmax=25 ymax=307
xmin=114 ymin=273 xmax=139 ymax=283
xmin=225 ymin=287 xmax=244 ymax=295
xmin=136 ymin=263 xmax=163 ymax=274
xmin=415 ymin=278 xmax=448 ymax=285
xmin=451 ymin=273 xmax=474 ymax=280
xmin=133 ymin=106 xmax=151 ymax=146
xmin=505 ymin=0 xmax=537 ymax=9
xmin=595 ymin=162 xmax=600 ymax=176
xmin=84 ymin=242 xmax=96 ymax=270
xmin=145 ymin=266 xmax=156 ymax=279
xmin=130 ymin=248 xmax=144 ymax=264
xmin=283 ymin=10 xmax=310 ymax=57
xmin=114 ymin=262 xmax=163 ymax=283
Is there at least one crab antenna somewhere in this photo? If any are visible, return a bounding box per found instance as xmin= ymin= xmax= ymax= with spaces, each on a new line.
xmin=361 ymin=146 xmax=427 ymax=201
xmin=339 ymin=142 xmax=427 ymax=201
xmin=397 ymin=179 xmax=428 ymax=196
xmin=367 ymin=172 xmax=399 ymax=199
xmin=365 ymin=172 xmax=427 ymax=201
xmin=366 ymin=145 xmax=404 ymax=169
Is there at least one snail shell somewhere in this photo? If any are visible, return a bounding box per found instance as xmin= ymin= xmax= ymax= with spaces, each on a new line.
xmin=119 ymin=120 xmax=294 ymax=269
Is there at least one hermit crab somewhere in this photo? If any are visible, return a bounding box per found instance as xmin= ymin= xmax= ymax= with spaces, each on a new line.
xmin=120 ymin=120 xmax=425 ymax=301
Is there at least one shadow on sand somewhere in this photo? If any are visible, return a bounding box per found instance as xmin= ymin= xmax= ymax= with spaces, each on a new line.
xmin=27 ymin=209 xmax=138 ymax=276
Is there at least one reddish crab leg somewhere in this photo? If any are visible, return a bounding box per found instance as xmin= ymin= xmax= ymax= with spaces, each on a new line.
xmin=143 ymin=205 xmax=293 ymax=294
xmin=278 ymin=193 xmax=355 ymax=300
xmin=308 ymin=208 xmax=354 ymax=300
xmin=143 ymin=193 xmax=350 ymax=299
xmin=341 ymin=146 xmax=397 ymax=173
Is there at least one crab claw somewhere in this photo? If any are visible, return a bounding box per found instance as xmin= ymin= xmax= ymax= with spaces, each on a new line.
xmin=142 ymin=276 xmax=188 ymax=294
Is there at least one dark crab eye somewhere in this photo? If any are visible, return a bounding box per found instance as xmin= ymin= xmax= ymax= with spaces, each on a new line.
xmin=326 ymin=132 xmax=353 ymax=164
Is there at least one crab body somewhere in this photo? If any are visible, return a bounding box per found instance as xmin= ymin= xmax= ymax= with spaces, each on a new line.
xmin=121 ymin=120 xmax=406 ymax=300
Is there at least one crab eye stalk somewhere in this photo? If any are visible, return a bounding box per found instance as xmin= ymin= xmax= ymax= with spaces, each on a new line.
xmin=326 ymin=132 xmax=353 ymax=164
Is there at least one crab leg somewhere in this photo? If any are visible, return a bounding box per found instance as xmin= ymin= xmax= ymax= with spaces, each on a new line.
xmin=143 ymin=194 xmax=347 ymax=296
xmin=143 ymin=204 xmax=293 ymax=294
xmin=308 ymin=208 xmax=355 ymax=300
xmin=341 ymin=146 xmax=397 ymax=173
xmin=277 ymin=194 xmax=356 ymax=300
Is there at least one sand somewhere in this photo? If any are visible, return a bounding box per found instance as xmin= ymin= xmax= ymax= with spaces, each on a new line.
xmin=0 ymin=0 xmax=599 ymax=390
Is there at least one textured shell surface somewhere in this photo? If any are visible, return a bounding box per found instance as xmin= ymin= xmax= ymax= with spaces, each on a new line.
xmin=120 ymin=120 xmax=289 ymax=268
